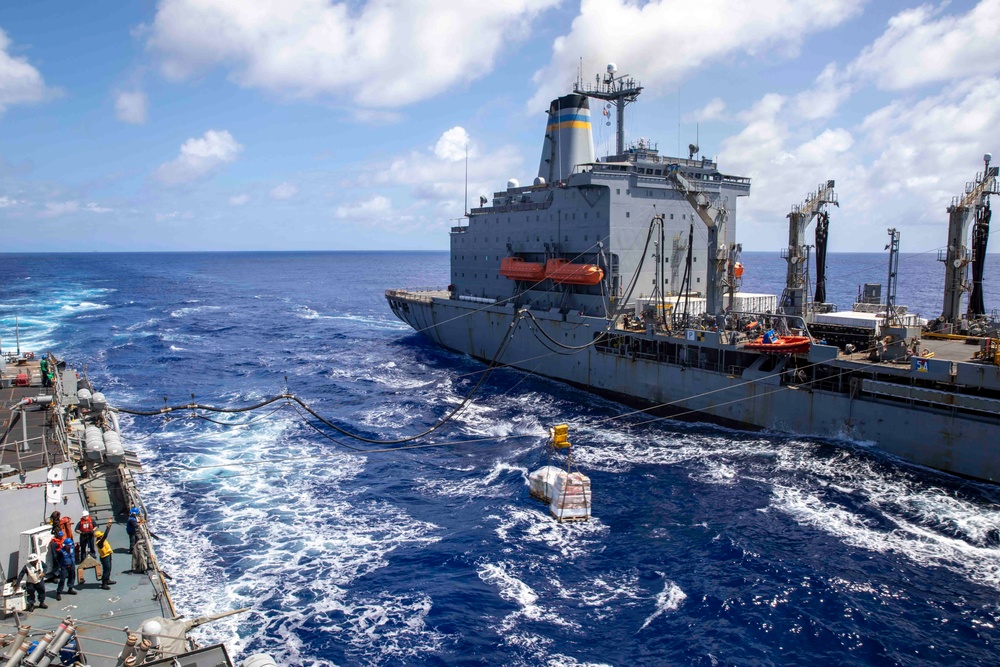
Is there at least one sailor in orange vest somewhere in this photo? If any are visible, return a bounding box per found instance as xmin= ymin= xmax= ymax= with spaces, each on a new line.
xmin=47 ymin=531 xmax=65 ymax=579
xmin=59 ymin=515 xmax=74 ymax=545
xmin=76 ymin=510 xmax=97 ymax=559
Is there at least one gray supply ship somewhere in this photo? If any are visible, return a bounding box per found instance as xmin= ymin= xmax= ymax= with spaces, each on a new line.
xmin=0 ymin=353 xmax=276 ymax=667
xmin=387 ymin=65 xmax=1000 ymax=484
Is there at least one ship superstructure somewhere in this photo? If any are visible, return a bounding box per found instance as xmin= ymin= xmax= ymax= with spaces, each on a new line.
xmin=387 ymin=67 xmax=1000 ymax=484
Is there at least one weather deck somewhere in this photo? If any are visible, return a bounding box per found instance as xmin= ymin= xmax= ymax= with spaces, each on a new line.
xmin=1 ymin=355 xmax=177 ymax=667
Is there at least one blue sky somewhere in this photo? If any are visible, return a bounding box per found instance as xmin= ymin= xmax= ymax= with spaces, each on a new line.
xmin=1 ymin=0 xmax=998 ymax=252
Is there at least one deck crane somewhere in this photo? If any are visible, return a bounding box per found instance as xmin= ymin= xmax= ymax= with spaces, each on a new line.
xmin=938 ymin=153 xmax=998 ymax=330
xmin=779 ymin=181 xmax=838 ymax=319
xmin=666 ymin=165 xmax=731 ymax=317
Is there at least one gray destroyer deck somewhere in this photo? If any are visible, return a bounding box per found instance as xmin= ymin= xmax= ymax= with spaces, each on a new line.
xmin=1 ymin=355 xmax=233 ymax=667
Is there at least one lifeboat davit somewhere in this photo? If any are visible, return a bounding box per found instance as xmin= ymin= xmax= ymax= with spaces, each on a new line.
xmin=500 ymin=257 xmax=546 ymax=282
xmin=544 ymin=259 xmax=604 ymax=285
xmin=744 ymin=335 xmax=812 ymax=354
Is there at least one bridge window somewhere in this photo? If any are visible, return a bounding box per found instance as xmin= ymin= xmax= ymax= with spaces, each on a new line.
xmin=626 ymin=211 xmax=630 ymax=218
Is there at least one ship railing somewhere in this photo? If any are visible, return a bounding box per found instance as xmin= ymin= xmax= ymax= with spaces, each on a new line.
xmin=119 ymin=464 xmax=182 ymax=624
xmin=721 ymin=175 xmax=752 ymax=187
xmin=385 ymin=289 xmax=439 ymax=304
xmin=48 ymin=354 xmax=72 ymax=463
xmin=471 ymin=194 xmax=554 ymax=216
xmin=3 ymin=439 xmax=52 ymax=472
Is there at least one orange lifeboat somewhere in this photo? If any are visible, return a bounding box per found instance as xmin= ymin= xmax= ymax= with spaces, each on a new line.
xmin=744 ymin=334 xmax=812 ymax=354
xmin=500 ymin=257 xmax=546 ymax=282
xmin=544 ymin=259 xmax=604 ymax=285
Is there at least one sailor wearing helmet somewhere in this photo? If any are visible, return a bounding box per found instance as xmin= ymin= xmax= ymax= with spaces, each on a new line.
xmin=16 ymin=553 xmax=48 ymax=611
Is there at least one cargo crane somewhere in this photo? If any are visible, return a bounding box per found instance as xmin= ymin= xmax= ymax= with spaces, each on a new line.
xmin=779 ymin=181 xmax=838 ymax=319
xmin=936 ymin=153 xmax=997 ymax=332
xmin=666 ymin=165 xmax=730 ymax=317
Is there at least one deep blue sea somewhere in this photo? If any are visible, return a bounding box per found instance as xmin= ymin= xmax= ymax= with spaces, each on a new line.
xmin=2 ymin=251 xmax=1000 ymax=667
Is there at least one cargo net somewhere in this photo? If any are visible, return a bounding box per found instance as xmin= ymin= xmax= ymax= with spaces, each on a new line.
xmin=528 ymin=425 xmax=592 ymax=523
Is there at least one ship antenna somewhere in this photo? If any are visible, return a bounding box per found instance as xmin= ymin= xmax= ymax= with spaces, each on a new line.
xmin=464 ymin=141 xmax=469 ymax=218
xmin=574 ymin=63 xmax=642 ymax=157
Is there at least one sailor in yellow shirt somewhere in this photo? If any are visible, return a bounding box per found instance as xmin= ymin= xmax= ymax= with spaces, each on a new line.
xmin=94 ymin=519 xmax=117 ymax=590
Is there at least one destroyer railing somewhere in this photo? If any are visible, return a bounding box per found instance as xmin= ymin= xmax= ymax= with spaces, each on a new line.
xmin=118 ymin=463 xmax=181 ymax=625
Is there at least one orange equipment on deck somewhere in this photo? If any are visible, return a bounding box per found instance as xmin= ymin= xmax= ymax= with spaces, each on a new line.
xmin=544 ymin=259 xmax=604 ymax=285
xmin=499 ymin=257 xmax=546 ymax=282
xmin=744 ymin=335 xmax=812 ymax=354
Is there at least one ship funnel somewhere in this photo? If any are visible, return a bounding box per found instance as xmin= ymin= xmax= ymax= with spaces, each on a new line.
xmin=538 ymin=94 xmax=595 ymax=185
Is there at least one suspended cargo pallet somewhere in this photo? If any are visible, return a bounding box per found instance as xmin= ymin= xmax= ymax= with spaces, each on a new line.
xmin=528 ymin=465 xmax=592 ymax=522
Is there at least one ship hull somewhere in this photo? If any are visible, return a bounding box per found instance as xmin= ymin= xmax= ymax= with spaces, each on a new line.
xmin=388 ymin=293 xmax=1000 ymax=484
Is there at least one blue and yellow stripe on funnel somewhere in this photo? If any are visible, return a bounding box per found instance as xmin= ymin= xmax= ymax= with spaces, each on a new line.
xmin=546 ymin=112 xmax=592 ymax=132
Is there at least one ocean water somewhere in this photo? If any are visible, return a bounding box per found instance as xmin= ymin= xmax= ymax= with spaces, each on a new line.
xmin=1 ymin=250 xmax=999 ymax=667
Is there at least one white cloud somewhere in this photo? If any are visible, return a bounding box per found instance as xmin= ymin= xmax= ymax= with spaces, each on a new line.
xmin=333 ymin=194 xmax=428 ymax=233
xmin=719 ymin=75 xmax=1000 ymax=253
xmin=37 ymin=200 xmax=114 ymax=217
xmin=791 ymin=2 xmax=1000 ymax=123
xmin=229 ymin=194 xmax=250 ymax=205
xmin=793 ymin=63 xmax=852 ymax=120
xmin=361 ymin=126 xmax=522 ymax=209
xmin=850 ymin=0 xmax=1000 ymax=91
xmin=334 ymin=195 xmax=392 ymax=220
xmin=148 ymin=0 xmax=560 ymax=108
xmin=684 ymin=97 xmax=726 ymax=123
xmin=0 ymin=195 xmax=22 ymax=208
xmin=530 ymin=0 xmax=866 ymax=108
xmin=0 ymin=28 xmax=52 ymax=112
xmin=39 ymin=201 xmax=80 ymax=218
xmin=114 ymin=89 xmax=148 ymax=124
xmin=154 ymin=129 xmax=243 ymax=186
xmin=434 ymin=127 xmax=471 ymax=162
xmin=269 ymin=182 xmax=298 ymax=200
xmin=862 ymin=77 xmax=1000 ymax=207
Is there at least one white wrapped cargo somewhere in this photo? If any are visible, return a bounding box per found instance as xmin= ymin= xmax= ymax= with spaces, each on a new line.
xmin=732 ymin=293 xmax=778 ymax=314
xmin=529 ymin=466 xmax=592 ymax=521
xmin=528 ymin=466 xmax=563 ymax=502
xmin=812 ymin=311 xmax=921 ymax=330
xmin=549 ymin=471 xmax=591 ymax=522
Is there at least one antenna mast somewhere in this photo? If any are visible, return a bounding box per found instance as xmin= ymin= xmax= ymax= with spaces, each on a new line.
xmin=574 ymin=64 xmax=642 ymax=157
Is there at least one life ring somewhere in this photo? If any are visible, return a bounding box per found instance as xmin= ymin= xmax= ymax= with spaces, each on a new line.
xmin=24 ymin=352 xmax=34 ymax=360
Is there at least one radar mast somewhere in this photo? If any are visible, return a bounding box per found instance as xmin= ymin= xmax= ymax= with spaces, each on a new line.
xmin=574 ymin=64 xmax=643 ymax=158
